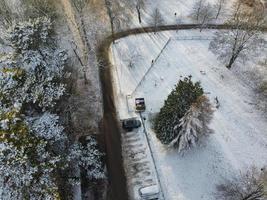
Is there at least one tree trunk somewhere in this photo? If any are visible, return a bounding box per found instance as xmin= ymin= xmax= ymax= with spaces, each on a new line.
xmin=110 ymin=19 xmax=115 ymax=43
xmin=216 ymin=6 xmax=221 ymax=19
xmin=196 ymin=0 xmax=202 ymax=21
xmin=136 ymin=6 xmax=142 ymax=23
xmin=104 ymin=0 xmax=115 ymax=43
xmin=73 ymin=47 xmax=89 ymax=84
xmin=196 ymin=10 xmax=200 ymax=21
xmin=80 ymin=15 xmax=92 ymax=51
xmin=226 ymin=55 xmax=237 ymax=69
xmin=154 ymin=23 xmax=158 ymax=33
xmin=200 ymin=15 xmax=207 ymax=32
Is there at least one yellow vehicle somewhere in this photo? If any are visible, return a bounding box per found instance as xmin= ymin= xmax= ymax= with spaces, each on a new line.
xmin=135 ymin=98 xmax=146 ymax=112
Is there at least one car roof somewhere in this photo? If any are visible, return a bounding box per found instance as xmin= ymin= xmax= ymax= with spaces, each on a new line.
xmin=124 ymin=118 xmax=137 ymax=122
xmin=135 ymin=98 xmax=145 ymax=103
xmin=139 ymin=185 xmax=159 ymax=196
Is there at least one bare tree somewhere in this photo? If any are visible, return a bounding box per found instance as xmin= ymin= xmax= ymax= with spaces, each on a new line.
xmin=104 ymin=0 xmax=130 ymax=41
xmin=214 ymin=0 xmax=226 ymax=19
xmin=71 ymin=0 xmax=93 ymax=51
xmin=209 ymin=3 xmax=267 ymax=69
xmin=175 ymin=14 xmax=183 ymax=33
xmin=198 ymin=3 xmax=215 ymax=31
xmin=69 ymin=0 xmax=92 ymax=84
xmin=190 ymin=0 xmax=215 ymax=31
xmin=215 ymin=168 xmax=267 ymax=200
xmin=136 ymin=0 xmax=145 ymax=23
xmin=150 ymin=8 xmax=165 ymax=32
xmin=72 ymin=0 xmax=89 ymax=12
xmin=191 ymin=0 xmax=204 ymax=21
xmin=22 ymin=0 xmax=58 ymax=19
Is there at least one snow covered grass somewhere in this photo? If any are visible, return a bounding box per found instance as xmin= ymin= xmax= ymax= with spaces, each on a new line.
xmin=124 ymin=0 xmax=236 ymax=28
xmin=110 ymin=29 xmax=267 ymax=200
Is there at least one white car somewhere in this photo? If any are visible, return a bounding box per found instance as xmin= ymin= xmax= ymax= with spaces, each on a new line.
xmin=138 ymin=184 xmax=160 ymax=200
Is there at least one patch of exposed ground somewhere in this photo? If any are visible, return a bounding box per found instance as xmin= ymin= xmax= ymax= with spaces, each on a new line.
xmin=60 ymin=0 xmax=104 ymax=139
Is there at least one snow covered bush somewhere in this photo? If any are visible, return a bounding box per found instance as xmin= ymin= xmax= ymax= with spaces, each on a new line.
xmin=70 ymin=135 xmax=106 ymax=181
xmin=169 ymin=95 xmax=214 ymax=152
xmin=215 ymin=168 xmax=267 ymax=200
xmin=154 ymin=76 xmax=204 ymax=145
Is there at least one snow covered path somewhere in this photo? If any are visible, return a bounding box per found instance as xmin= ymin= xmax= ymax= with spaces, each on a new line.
xmin=110 ymin=29 xmax=267 ymax=200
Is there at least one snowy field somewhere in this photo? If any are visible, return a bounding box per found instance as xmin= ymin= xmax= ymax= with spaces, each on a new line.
xmin=110 ymin=30 xmax=267 ymax=200
xmin=124 ymin=0 xmax=236 ymax=28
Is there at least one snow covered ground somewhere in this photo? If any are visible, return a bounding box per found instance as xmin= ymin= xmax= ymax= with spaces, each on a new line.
xmin=124 ymin=0 xmax=236 ymax=28
xmin=110 ymin=29 xmax=267 ymax=200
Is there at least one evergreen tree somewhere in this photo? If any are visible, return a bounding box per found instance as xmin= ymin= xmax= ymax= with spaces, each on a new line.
xmin=154 ymin=76 xmax=204 ymax=144
xmin=0 ymin=16 xmax=106 ymax=200
xmin=169 ymin=95 xmax=214 ymax=152
xmin=6 ymin=17 xmax=67 ymax=110
xmin=70 ymin=135 xmax=106 ymax=181
xmin=0 ymin=18 xmax=67 ymax=199
xmin=0 ymin=106 xmax=65 ymax=200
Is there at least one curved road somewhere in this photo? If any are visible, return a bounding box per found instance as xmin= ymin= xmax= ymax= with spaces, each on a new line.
xmin=97 ymin=23 xmax=266 ymax=200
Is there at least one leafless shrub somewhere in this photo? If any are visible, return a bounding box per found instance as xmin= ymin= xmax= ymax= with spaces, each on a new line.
xmin=123 ymin=50 xmax=142 ymax=68
xmin=215 ymin=168 xmax=267 ymax=200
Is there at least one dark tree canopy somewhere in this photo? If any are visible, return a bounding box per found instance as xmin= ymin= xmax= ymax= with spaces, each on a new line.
xmin=154 ymin=76 xmax=204 ymax=145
